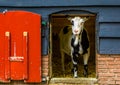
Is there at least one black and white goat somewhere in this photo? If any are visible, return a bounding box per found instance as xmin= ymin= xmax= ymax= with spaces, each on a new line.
xmin=59 ymin=17 xmax=90 ymax=78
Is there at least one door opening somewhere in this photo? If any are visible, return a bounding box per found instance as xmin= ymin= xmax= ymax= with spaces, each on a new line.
xmin=50 ymin=14 xmax=96 ymax=78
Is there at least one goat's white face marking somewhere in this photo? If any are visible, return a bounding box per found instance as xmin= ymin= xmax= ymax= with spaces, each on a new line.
xmin=69 ymin=17 xmax=88 ymax=35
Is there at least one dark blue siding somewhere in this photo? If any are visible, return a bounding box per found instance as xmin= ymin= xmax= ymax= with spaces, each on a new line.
xmin=99 ymin=23 xmax=120 ymax=37
xmin=0 ymin=0 xmax=120 ymax=7
xmin=98 ymin=7 xmax=120 ymax=22
xmin=42 ymin=26 xmax=49 ymax=56
xmin=100 ymin=38 xmax=120 ymax=54
xmin=99 ymin=22 xmax=120 ymax=54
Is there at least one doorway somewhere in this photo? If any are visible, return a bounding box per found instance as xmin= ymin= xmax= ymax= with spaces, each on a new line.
xmin=50 ymin=14 xmax=96 ymax=78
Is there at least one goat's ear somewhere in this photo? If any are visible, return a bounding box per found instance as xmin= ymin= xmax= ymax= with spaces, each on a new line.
xmin=83 ymin=16 xmax=89 ymax=22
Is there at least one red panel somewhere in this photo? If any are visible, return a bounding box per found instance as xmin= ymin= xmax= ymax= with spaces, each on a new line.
xmin=0 ymin=11 xmax=41 ymax=83
xmin=0 ymin=14 xmax=9 ymax=82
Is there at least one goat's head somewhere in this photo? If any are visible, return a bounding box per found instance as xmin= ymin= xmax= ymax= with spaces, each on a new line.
xmin=68 ymin=17 xmax=88 ymax=35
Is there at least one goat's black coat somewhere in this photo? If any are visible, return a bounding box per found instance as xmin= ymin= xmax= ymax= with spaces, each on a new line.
xmin=62 ymin=26 xmax=89 ymax=55
xmin=62 ymin=26 xmax=89 ymax=77
xmin=63 ymin=26 xmax=69 ymax=34
xmin=81 ymin=29 xmax=89 ymax=54
xmin=71 ymin=29 xmax=89 ymax=55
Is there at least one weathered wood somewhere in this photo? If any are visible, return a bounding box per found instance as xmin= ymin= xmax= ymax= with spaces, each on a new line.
xmin=50 ymin=78 xmax=98 ymax=84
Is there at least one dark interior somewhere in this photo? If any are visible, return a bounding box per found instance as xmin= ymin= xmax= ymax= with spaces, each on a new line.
xmin=51 ymin=14 xmax=96 ymax=78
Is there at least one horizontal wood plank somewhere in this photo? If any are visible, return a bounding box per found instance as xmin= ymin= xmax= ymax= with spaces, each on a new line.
xmin=99 ymin=23 xmax=120 ymax=37
xmin=99 ymin=38 xmax=120 ymax=54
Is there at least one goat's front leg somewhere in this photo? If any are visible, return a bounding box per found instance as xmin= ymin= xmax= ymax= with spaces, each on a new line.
xmin=83 ymin=48 xmax=90 ymax=77
xmin=71 ymin=48 xmax=78 ymax=78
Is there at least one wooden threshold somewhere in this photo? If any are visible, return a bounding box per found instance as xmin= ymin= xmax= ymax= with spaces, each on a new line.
xmin=49 ymin=78 xmax=98 ymax=85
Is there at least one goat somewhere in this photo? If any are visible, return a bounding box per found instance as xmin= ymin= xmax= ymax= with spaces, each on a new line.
xmin=59 ymin=17 xmax=90 ymax=78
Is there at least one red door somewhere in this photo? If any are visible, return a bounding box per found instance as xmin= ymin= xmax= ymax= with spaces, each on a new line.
xmin=0 ymin=11 xmax=41 ymax=83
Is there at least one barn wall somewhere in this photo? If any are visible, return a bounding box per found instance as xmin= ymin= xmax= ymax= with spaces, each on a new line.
xmin=0 ymin=1 xmax=120 ymax=84
xmin=0 ymin=6 xmax=120 ymax=54
xmin=97 ymin=54 xmax=120 ymax=85
xmin=42 ymin=55 xmax=49 ymax=78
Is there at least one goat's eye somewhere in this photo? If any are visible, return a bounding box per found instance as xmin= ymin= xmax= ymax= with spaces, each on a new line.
xmin=71 ymin=21 xmax=74 ymax=25
xmin=80 ymin=22 xmax=84 ymax=25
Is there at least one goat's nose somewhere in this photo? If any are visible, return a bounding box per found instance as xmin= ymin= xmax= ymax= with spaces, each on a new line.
xmin=74 ymin=30 xmax=78 ymax=33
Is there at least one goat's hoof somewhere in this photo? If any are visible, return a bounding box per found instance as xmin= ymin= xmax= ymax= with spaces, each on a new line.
xmin=83 ymin=72 xmax=88 ymax=77
xmin=83 ymin=69 xmax=88 ymax=77
xmin=74 ymin=75 xmax=78 ymax=78
xmin=84 ymin=65 xmax=88 ymax=77
xmin=84 ymin=74 xmax=88 ymax=77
